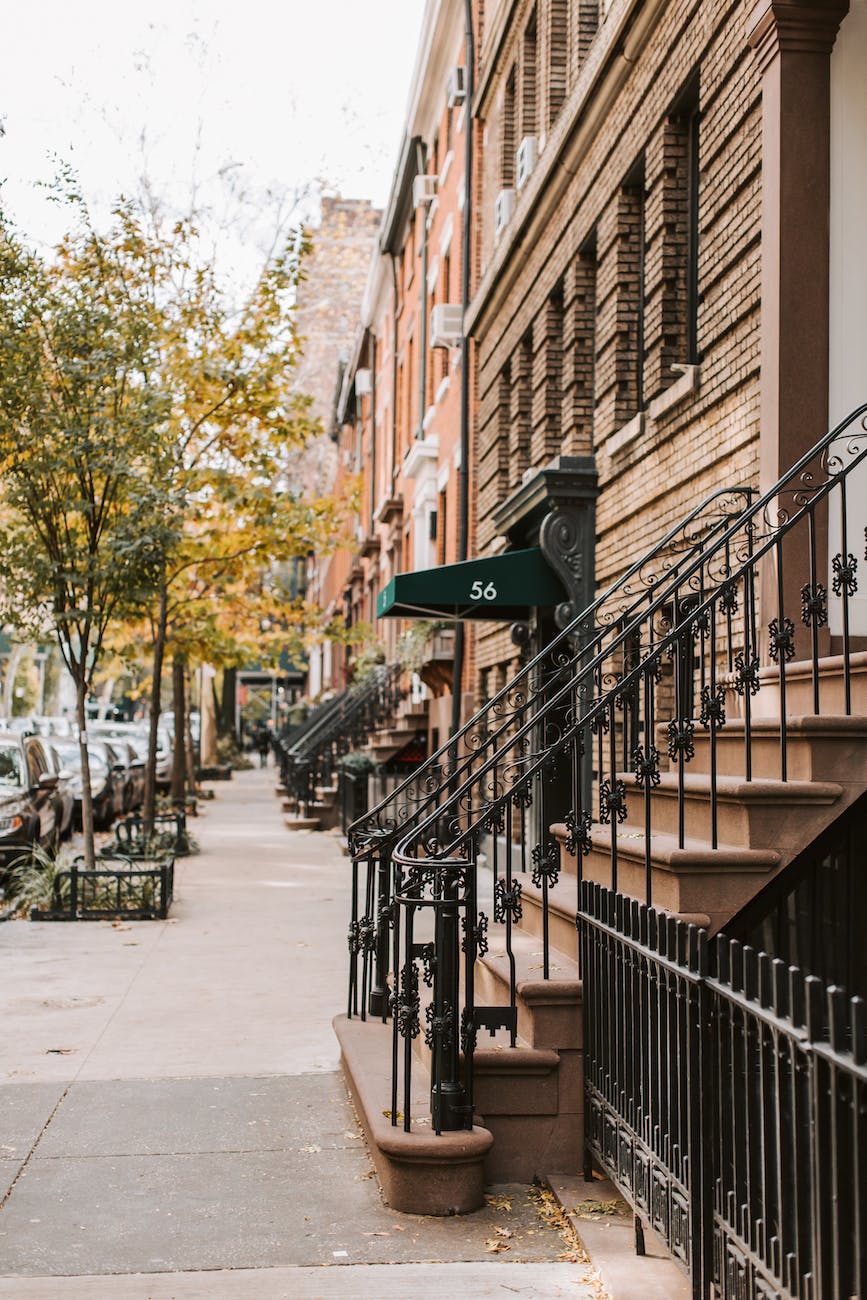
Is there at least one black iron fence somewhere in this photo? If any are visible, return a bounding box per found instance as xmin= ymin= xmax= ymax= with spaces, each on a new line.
xmin=579 ymin=880 xmax=867 ymax=1300
xmin=32 ymin=855 xmax=174 ymax=921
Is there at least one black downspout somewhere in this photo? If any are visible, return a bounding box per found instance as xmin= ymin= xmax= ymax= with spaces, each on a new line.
xmin=450 ymin=1 xmax=474 ymax=744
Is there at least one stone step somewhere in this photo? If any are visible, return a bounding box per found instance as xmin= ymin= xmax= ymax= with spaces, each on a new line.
xmin=731 ymin=649 xmax=867 ymax=719
xmin=619 ymin=770 xmax=842 ymax=852
xmin=475 ymin=928 xmax=582 ymax=1053
xmin=334 ymin=1012 xmax=492 ymax=1215
xmin=284 ymin=815 xmax=321 ymax=831
xmin=509 ymin=873 xmax=581 ymax=963
xmin=658 ymin=714 xmax=867 ymax=783
xmin=551 ymin=820 xmax=781 ymax=934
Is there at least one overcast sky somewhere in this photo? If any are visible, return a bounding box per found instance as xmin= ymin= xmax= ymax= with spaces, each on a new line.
xmin=1 ymin=0 xmax=426 ymax=257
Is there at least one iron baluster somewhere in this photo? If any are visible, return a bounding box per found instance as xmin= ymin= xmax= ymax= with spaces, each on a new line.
xmin=771 ymin=538 xmax=788 ymax=782
xmin=838 ymin=478 xmax=854 ymax=716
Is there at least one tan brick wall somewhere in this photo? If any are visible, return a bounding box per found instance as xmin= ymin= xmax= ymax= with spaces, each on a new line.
xmin=471 ymin=0 xmax=762 ymax=686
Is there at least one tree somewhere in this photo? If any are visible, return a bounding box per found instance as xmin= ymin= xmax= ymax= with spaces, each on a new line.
xmin=86 ymin=188 xmax=354 ymax=819
xmin=0 ymin=188 xmax=174 ymax=865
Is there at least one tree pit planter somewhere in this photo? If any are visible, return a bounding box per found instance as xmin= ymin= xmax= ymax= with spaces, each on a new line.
xmin=31 ymin=855 xmax=174 ymax=921
xmin=106 ymin=811 xmax=195 ymax=857
xmin=196 ymin=764 xmax=233 ymax=781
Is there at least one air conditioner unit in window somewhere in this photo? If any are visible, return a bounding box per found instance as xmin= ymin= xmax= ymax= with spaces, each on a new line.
xmin=413 ymin=174 xmax=438 ymax=208
xmin=355 ymin=368 xmax=372 ymax=396
xmin=495 ymin=188 xmax=516 ymax=237
xmin=516 ymin=136 xmax=538 ymax=190
xmin=448 ymin=66 xmax=467 ymax=107
xmin=430 ymin=303 xmax=463 ymax=349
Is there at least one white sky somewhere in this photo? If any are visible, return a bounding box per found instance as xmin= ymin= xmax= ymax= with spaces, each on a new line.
xmin=1 ymin=0 xmax=426 ymax=258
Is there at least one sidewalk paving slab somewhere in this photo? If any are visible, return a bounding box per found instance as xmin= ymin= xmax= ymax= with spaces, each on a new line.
xmin=1 ymin=771 xmax=604 ymax=1291
xmin=0 ymin=1260 xmax=599 ymax=1298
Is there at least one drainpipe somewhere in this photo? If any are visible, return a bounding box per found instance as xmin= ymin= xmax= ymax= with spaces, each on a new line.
xmin=369 ymin=333 xmax=377 ymax=531
xmin=417 ymin=139 xmax=429 ymax=443
xmin=450 ymin=0 xmax=474 ymax=743
xmin=389 ymin=255 xmax=400 ymax=490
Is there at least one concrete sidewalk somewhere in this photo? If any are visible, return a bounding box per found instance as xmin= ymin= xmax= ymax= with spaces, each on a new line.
xmin=0 ymin=767 xmax=602 ymax=1298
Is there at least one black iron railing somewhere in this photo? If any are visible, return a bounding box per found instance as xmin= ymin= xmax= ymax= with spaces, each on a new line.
xmin=276 ymin=664 xmax=403 ymax=812
xmin=579 ymin=880 xmax=867 ymax=1300
xmin=345 ymin=404 xmax=867 ymax=1149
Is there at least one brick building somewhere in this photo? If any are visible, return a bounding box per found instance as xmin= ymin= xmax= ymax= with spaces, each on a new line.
xmin=302 ymin=3 xmax=867 ymax=1288
xmin=293 ymin=196 xmax=382 ymax=700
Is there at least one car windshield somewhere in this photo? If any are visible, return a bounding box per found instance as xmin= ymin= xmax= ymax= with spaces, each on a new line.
xmin=0 ymin=746 xmax=22 ymax=785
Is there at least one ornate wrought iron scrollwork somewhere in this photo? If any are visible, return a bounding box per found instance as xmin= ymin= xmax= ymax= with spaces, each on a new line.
xmin=347 ymin=919 xmax=361 ymax=955
xmin=667 ymin=720 xmax=695 ymax=763
xmin=700 ymin=683 xmax=726 ymax=729
xmin=633 ymin=744 xmax=662 ymax=789
xmin=531 ymin=839 xmax=561 ymax=889
xmin=768 ymin=616 xmax=796 ymax=664
xmin=801 ymin=581 xmax=828 ymax=628
xmin=395 ymin=960 xmax=420 ymax=1040
xmin=513 ymin=783 xmax=533 ymax=809
xmin=564 ymin=807 xmax=592 ymax=857
xmin=421 ymin=942 xmax=436 ymax=988
xmin=358 ymin=915 xmax=376 ymax=953
xmin=462 ymin=911 xmax=489 ymax=957
xmin=424 ymin=1000 xmax=453 ymax=1050
xmin=494 ymin=878 xmax=523 ymax=923
xmin=832 ymin=552 xmax=858 ymax=598
xmin=719 ymin=583 xmax=739 ymax=616
xmin=599 ymin=778 xmax=627 ymax=825
xmin=460 ymin=1006 xmax=477 ymax=1055
xmin=733 ymin=654 xmax=761 ymax=697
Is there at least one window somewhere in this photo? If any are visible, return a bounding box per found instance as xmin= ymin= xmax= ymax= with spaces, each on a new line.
xmin=521 ymin=8 xmax=538 ymax=138
xmin=502 ymin=67 xmax=517 ymax=188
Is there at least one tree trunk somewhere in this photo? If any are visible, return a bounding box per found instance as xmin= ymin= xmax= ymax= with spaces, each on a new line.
xmin=200 ymin=664 xmax=218 ymax=766
xmin=75 ymin=673 xmax=96 ymax=870
xmin=219 ymin=667 xmax=237 ymax=738
xmin=143 ymin=582 xmax=168 ymax=831
xmin=184 ymin=663 xmax=196 ymax=792
xmin=170 ymin=653 xmax=186 ymax=806
xmin=2 ymin=644 xmax=24 ymax=717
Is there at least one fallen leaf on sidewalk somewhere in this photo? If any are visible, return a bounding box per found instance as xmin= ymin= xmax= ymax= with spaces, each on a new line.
xmin=486 ymin=1194 xmax=513 ymax=1212
xmin=343 ymin=1131 xmax=362 ymax=1140
xmin=300 ymin=1144 xmax=321 ymax=1153
xmin=493 ymin=1226 xmax=513 ymax=1238
xmin=362 ymin=1231 xmax=390 ymax=1237
xmin=111 ymin=922 xmax=132 ymax=931
xmin=484 ymin=1238 xmax=512 ymax=1253
xmin=46 ymin=1048 xmax=76 ymax=1055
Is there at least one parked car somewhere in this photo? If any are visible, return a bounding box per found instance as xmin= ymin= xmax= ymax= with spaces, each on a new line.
xmin=89 ymin=722 xmax=172 ymax=792
xmin=47 ymin=744 xmax=75 ymax=840
xmin=0 ymin=731 xmax=60 ymax=868
xmin=50 ymin=739 xmax=124 ymax=831
xmin=117 ymin=740 xmax=145 ymax=812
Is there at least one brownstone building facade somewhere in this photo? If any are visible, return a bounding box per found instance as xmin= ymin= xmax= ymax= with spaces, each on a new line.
xmin=320 ymin=2 xmax=867 ymax=1277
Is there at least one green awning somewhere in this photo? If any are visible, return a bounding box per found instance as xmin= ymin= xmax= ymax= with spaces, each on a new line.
xmin=377 ymin=547 xmax=568 ymax=620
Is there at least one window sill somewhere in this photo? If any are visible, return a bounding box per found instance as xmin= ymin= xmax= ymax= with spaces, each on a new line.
xmin=647 ymin=363 xmax=700 ymax=422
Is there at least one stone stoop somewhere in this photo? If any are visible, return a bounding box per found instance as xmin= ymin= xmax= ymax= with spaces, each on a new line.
xmin=284 ymin=815 xmax=321 ymax=831
xmin=470 ymin=930 xmax=585 ymax=1182
xmin=541 ymin=694 xmax=867 ymax=935
xmin=333 ymin=1013 xmax=493 ymax=1216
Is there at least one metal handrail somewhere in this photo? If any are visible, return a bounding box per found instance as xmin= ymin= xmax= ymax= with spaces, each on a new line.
xmin=349 ymin=484 xmax=754 ymax=854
